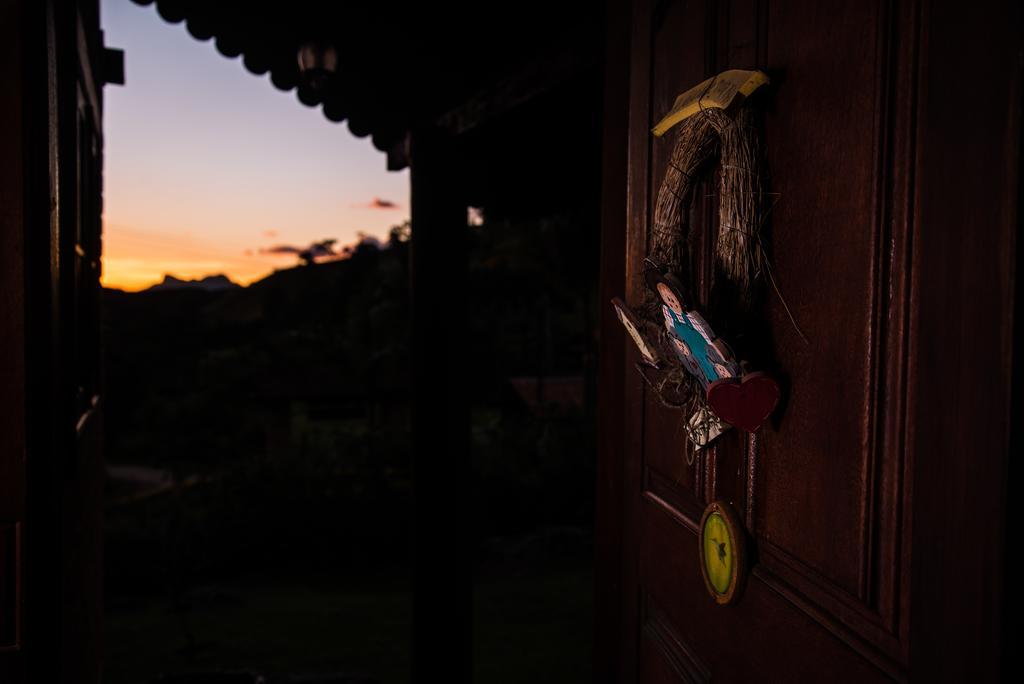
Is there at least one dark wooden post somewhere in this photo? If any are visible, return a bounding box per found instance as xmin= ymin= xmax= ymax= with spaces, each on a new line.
xmin=593 ymin=0 xmax=631 ymax=680
xmin=0 ymin=2 xmax=31 ymax=678
xmin=408 ymin=125 xmax=471 ymax=683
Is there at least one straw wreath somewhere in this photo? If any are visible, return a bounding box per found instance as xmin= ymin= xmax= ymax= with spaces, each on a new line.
xmin=648 ymin=104 xmax=763 ymax=296
xmin=639 ymin=103 xmax=766 ymax=454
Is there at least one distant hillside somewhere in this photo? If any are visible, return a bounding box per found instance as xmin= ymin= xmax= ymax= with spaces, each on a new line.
xmin=99 ymin=215 xmax=597 ymax=560
xmin=100 ymin=238 xmax=413 ymax=467
xmin=144 ymin=273 xmax=241 ymax=292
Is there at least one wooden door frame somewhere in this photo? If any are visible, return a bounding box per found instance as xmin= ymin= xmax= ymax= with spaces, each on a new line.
xmin=903 ymin=2 xmax=1019 ymax=678
xmin=593 ymin=0 xmax=632 ymax=680
xmin=1 ymin=1 xmax=106 ymax=682
xmin=1 ymin=1 xmax=61 ymax=681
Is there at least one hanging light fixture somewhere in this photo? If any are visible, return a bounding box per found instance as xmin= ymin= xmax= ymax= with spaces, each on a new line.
xmin=296 ymin=41 xmax=338 ymax=94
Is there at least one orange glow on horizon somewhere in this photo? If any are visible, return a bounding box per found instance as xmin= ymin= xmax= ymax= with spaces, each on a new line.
xmin=101 ymin=258 xmax=274 ymax=292
xmin=100 ymin=222 xmax=296 ymax=291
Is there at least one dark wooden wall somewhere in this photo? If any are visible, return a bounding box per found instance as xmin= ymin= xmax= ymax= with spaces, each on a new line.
xmin=0 ymin=1 xmax=105 ymax=682
xmin=906 ymin=2 xmax=1020 ymax=678
xmin=1 ymin=0 xmax=31 ymax=676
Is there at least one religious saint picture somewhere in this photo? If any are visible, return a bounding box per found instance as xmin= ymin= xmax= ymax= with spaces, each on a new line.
xmin=646 ymin=270 xmax=741 ymax=387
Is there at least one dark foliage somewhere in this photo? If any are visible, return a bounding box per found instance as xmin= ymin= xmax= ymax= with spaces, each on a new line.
xmin=103 ymin=214 xmax=598 ymax=593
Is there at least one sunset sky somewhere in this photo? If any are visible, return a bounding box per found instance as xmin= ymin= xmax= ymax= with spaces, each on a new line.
xmin=100 ymin=0 xmax=409 ymax=291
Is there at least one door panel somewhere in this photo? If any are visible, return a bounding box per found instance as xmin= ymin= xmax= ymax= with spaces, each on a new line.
xmin=609 ymin=0 xmax=1021 ymax=679
xmin=620 ymin=0 xmax=924 ymax=679
xmin=758 ymin=0 xmax=890 ymax=606
xmin=640 ymin=505 xmax=888 ymax=682
xmin=601 ymin=0 xmax=1021 ymax=680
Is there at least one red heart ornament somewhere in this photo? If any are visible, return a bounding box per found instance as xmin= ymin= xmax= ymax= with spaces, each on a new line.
xmin=706 ymin=372 xmax=780 ymax=433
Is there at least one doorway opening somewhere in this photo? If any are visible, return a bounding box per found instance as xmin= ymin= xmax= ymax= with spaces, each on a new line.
xmin=99 ymin=2 xmax=601 ymax=682
xmin=100 ymin=3 xmax=412 ymax=681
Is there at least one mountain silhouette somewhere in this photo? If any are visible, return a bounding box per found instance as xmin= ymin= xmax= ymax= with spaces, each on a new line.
xmin=145 ymin=273 xmax=241 ymax=292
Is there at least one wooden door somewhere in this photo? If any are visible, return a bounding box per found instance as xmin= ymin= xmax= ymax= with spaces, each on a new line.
xmin=596 ymin=0 xmax=1020 ymax=681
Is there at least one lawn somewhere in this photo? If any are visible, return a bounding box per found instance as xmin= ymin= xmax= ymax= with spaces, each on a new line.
xmin=103 ymin=569 xmax=413 ymax=684
xmin=103 ymin=559 xmax=592 ymax=683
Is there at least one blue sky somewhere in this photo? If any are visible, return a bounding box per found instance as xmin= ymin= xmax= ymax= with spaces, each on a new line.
xmin=100 ymin=0 xmax=409 ymax=289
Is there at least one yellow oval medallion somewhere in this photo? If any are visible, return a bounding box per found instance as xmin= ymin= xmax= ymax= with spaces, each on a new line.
xmin=702 ymin=512 xmax=733 ymax=594
xmin=698 ymin=501 xmax=747 ymax=605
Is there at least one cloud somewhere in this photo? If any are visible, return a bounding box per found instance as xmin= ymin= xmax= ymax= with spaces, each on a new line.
xmin=356 ymin=197 xmax=400 ymax=209
xmin=256 ymin=234 xmax=385 ymax=266
xmin=262 ymin=229 xmax=279 ymax=238
xmin=303 ymin=239 xmax=338 ymax=259
xmin=260 ymin=239 xmax=338 ymax=265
